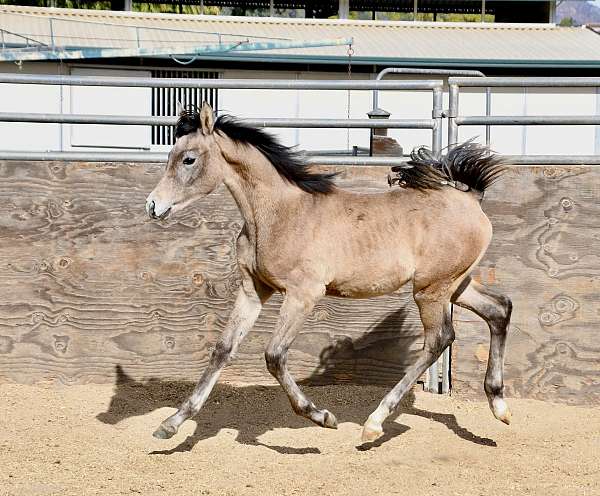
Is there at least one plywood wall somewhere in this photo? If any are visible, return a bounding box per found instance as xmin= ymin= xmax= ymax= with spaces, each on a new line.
xmin=0 ymin=161 xmax=422 ymax=388
xmin=0 ymin=161 xmax=598 ymax=405
xmin=453 ymin=165 xmax=600 ymax=405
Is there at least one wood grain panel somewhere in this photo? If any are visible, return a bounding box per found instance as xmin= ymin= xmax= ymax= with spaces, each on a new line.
xmin=0 ymin=161 xmax=422 ymax=387
xmin=1 ymin=161 xmax=599 ymax=405
xmin=453 ymin=165 xmax=600 ymax=405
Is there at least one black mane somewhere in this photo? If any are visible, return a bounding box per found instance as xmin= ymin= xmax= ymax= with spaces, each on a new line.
xmin=175 ymin=109 xmax=337 ymax=194
xmin=389 ymin=141 xmax=506 ymax=193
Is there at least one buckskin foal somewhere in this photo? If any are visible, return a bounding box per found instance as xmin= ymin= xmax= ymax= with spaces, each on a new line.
xmin=145 ymin=103 xmax=512 ymax=443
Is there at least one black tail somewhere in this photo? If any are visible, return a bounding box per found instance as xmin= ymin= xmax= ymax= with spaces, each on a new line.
xmin=389 ymin=141 xmax=507 ymax=193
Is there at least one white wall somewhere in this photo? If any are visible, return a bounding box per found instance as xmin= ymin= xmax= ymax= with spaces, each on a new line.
xmin=0 ymin=62 xmax=63 ymax=152
xmin=0 ymin=63 xmax=152 ymax=152
xmin=219 ymin=69 xmax=373 ymax=152
xmin=68 ymin=67 xmax=151 ymax=151
xmin=457 ymin=86 xmax=599 ymax=156
xmin=378 ymin=78 xmax=436 ymax=154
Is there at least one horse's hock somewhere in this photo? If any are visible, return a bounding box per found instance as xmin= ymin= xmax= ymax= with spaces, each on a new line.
xmin=0 ymin=160 xmax=598 ymax=406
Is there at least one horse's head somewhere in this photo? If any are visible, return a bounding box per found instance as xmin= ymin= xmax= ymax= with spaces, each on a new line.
xmin=145 ymin=102 xmax=224 ymax=220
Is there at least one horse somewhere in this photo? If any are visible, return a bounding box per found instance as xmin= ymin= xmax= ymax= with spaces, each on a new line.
xmin=145 ymin=102 xmax=512 ymax=443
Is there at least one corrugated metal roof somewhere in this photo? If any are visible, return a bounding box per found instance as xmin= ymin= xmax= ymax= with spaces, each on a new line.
xmin=2 ymin=5 xmax=600 ymax=67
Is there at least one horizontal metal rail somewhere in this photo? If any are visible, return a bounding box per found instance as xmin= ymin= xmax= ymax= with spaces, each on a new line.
xmin=3 ymin=151 xmax=599 ymax=165
xmin=505 ymin=155 xmax=600 ymax=165
xmin=0 ymin=74 xmax=443 ymax=90
xmin=372 ymin=67 xmax=483 ymax=113
xmin=0 ymin=112 xmax=435 ymax=129
xmin=457 ymin=115 xmax=600 ymax=126
xmin=449 ymin=77 xmax=600 ymax=88
xmin=0 ymin=150 xmax=412 ymax=166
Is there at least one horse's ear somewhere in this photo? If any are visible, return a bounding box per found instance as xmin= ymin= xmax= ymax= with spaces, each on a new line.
xmin=176 ymin=100 xmax=185 ymax=115
xmin=200 ymin=101 xmax=214 ymax=134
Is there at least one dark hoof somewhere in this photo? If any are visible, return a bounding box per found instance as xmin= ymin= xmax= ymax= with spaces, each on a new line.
xmin=152 ymin=424 xmax=177 ymax=439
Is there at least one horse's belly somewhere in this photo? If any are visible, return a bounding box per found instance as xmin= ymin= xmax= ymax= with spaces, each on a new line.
xmin=326 ymin=267 xmax=412 ymax=298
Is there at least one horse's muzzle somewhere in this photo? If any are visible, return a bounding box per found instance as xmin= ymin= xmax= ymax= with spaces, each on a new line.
xmin=146 ymin=199 xmax=157 ymax=219
xmin=146 ymin=200 xmax=171 ymax=220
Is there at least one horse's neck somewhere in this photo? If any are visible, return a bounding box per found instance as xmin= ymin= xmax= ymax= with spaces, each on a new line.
xmin=216 ymin=134 xmax=301 ymax=237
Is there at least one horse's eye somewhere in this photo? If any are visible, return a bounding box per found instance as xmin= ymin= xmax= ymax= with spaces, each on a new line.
xmin=183 ymin=157 xmax=196 ymax=166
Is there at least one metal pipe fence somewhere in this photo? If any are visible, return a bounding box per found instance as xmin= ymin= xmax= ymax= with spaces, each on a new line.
xmin=0 ymin=74 xmax=444 ymax=165
xmin=448 ymin=77 xmax=600 ymax=163
xmin=371 ymin=67 xmax=484 ymax=115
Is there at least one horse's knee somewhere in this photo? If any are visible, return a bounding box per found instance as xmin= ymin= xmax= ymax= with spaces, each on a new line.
xmin=500 ymin=295 xmax=513 ymax=321
xmin=425 ymin=321 xmax=455 ymax=358
xmin=437 ymin=325 xmax=455 ymax=355
xmin=417 ymin=299 xmax=455 ymax=357
xmin=211 ymin=339 xmax=233 ymax=367
xmin=264 ymin=346 xmax=284 ymax=376
xmin=490 ymin=294 xmax=512 ymax=334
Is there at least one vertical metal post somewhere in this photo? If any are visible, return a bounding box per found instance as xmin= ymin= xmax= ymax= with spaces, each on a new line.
xmin=595 ymin=87 xmax=600 ymax=155
xmin=442 ymin=84 xmax=460 ymax=394
xmin=444 ymin=84 xmax=462 ymax=392
xmin=427 ymin=357 xmax=439 ymax=393
xmin=339 ymin=0 xmax=349 ymax=19
xmin=59 ymin=66 xmax=64 ymax=152
xmin=269 ymin=0 xmax=274 ymax=16
xmin=448 ymin=83 xmax=459 ymax=149
xmin=124 ymin=0 xmax=132 ymax=11
xmin=49 ymin=18 xmax=55 ymax=50
xmin=413 ymin=0 xmax=418 ymax=20
xmin=522 ymin=87 xmax=528 ymax=155
xmin=441 ymin=304 xmax=452 ymax=393
xmin=481 ymin=0 xmax=486 ymax=22
xmin=200 ymin=0 xmax=204 ymax=14
xmin=424 ymin=86 xmax=447 ymax=395
xmin=135 ymin=27 xmax=141 ymax=48
xmin=441 ymin=348 xmax=450 ymax=393
xmin=485 ymin=86 xmax=491 ymax=148
xmin=432 ymin=87 xmax=443 ymax=157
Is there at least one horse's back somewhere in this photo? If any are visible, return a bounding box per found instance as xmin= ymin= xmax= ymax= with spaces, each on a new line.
xmin=316 ymin=186 xmax=492 ymax=297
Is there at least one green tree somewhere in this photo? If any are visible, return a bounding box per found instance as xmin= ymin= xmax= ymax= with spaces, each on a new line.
xmin=559 ymin=16 xmax=576 ymax=26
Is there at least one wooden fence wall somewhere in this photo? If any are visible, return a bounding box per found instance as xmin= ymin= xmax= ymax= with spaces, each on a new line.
xmin=0 ymin=161 xmax=598 ymax=405
xmin=453 ymin=165 xmax=600 ymax=405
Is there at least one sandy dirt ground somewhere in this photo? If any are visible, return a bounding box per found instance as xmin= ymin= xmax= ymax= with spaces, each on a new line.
xmin=1 ymin=381 xmax=599 ymax=496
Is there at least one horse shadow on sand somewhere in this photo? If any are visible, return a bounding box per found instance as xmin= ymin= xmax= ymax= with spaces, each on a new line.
xmin=96 ymin=306 xmax=496 ymax=455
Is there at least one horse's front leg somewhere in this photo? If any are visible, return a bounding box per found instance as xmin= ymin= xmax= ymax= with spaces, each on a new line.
xmin=153 ymin=274 xmax=273 ymax=439
xmin=265 ymin=285 xmax=338 ymax=429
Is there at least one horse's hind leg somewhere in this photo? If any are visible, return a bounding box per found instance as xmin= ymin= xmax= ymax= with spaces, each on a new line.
xmin=362 ymin=287 xmax=455 ymax=442
xmin=453 ymin=277 xmax=512 ymax=424
xmin=153 ymin=273 xmax=273 ymax=439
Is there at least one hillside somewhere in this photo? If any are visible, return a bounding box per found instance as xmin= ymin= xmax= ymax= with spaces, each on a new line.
xmin=557 ymin=0 xmax=600 ymax=25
